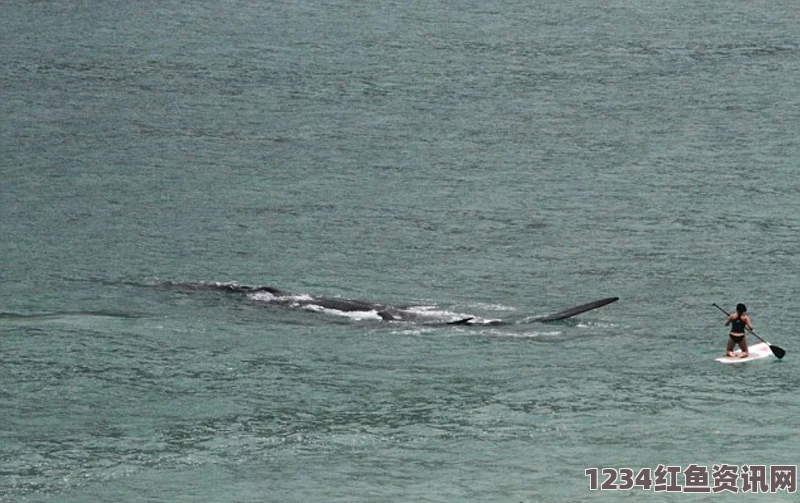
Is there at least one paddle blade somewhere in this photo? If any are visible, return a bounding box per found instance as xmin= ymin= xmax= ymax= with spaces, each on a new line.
xmin=770 ymin=345 xmax=786 ymax=359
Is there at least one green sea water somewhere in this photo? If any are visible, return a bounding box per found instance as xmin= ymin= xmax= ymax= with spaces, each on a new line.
xmin=2 ymin=1 xmax=800 ymax=501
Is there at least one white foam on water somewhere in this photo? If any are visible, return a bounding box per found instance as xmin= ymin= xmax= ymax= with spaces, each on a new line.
xmin=575 ymin=321 xmax=618 ymax=329
xmin=301 ymin=304 xmax=383 ymax=321
xmin=288 ymin=294 xmax=314 ymax=302
xmin=247 ymin=291 xmax=276 ymax=302
xmin=403 ymin=305 xmax=469 ymax=321
xmin=465 ymin=302 xmax=517 ymax=312
xmin=495 ymin=328 xmax=562 ymax=338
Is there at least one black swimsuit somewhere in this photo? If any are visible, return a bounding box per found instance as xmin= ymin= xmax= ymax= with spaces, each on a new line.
xmin=729 ymin=315 xmax=746 ymax=343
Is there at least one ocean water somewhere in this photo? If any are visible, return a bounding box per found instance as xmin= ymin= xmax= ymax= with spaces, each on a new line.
xmin=2 ymin=0 xmax=800 ymax=501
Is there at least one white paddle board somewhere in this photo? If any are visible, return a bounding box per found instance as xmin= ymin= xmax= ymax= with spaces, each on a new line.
xmin=715 ymin=342 xmax=773 ymax=364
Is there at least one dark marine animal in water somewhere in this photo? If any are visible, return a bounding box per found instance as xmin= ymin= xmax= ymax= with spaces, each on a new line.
xmin=163 ymin=281 xmax=618 ymax=325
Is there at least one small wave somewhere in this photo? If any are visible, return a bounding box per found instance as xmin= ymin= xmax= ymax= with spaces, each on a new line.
xmin=0 ymin=311 xmax=143 ymax=321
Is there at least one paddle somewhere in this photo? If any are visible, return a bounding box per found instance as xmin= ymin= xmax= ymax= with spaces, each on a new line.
xmin=712 ymin=303 xmax=786 ymax=359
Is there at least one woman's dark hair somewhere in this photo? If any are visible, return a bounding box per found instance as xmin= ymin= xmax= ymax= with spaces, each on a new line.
xmin=736 ymin=303 xmax=747 ymax=314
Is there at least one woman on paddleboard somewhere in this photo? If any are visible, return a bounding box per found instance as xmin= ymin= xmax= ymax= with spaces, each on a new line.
xmin=725 ymin=303 xmax=752 ymax=358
